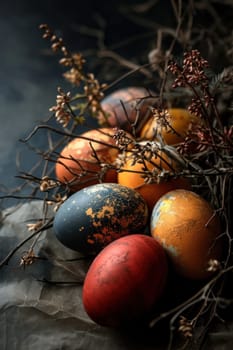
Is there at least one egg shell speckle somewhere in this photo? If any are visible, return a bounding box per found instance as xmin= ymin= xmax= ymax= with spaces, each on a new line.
xmin=53 ymin=183 xmax=149 ymax=254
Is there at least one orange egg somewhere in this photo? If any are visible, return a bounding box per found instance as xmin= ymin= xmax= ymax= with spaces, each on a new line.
xmin=98 ymin=87 xmax=155 ymax=133
xmin=150 ymin=189 xmax=222 ymax=280
xmin=117 ymin=142 xmax=190 ymax=212
xmin=140 ymin=108 xmax=200 ymax=145
xmin=55 ymin=128 xmax=120 ymax=191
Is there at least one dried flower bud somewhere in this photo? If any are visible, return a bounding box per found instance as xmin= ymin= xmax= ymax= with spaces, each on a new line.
xmin=113 ymin=129 xmax=134 ymax=150
xmin=51 ymin=42 xmax=62 ymax=52
xmin=40 ymin=176 xmax=57 ymax=192
xmin=27 ymin=220 xmax=43 ymax=232
xmin=49 ymin=88 xmax=72 ymax=127
xmin=20 ymin=249 xmax=36 ymax=267
xmin=151 ymin=108 xmax=171 ymax=129
xmin=59 ymin=57 xmax=73 ymax=67
xmin=47 ymin=193 xmax=68 ymax=212
xmin=63 ymin=68 xmax=83 ymax=85
xmin=207 ymin=259 xmax=221 ymax=272
xmin=178 ymin=316 xmax=193 ymax=339
xmin=39 ymin=24 xmax=48 ymax=30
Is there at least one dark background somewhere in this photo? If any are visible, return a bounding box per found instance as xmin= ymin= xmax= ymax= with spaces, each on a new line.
xmin=0 ymin=0 xmax=103 ymax=192
xmin=0 ymin=0 xmax=175 ymax=202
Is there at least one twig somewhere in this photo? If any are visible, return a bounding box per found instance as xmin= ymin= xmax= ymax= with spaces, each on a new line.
xmin=0 ymin=219 xmax=53 ymax=268
xmin=98 ymin=49 xmax=153 ymax=79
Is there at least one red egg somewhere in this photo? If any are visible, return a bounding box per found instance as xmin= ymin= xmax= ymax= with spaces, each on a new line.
xmin=82 ymin=234 xmax=168 ymax=327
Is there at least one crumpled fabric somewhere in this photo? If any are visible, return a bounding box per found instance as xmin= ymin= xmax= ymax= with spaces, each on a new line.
xmin=0 ymin=201 xmax=232 ymax=350
xmin=0 ymin=201 xmax=162 ymax=350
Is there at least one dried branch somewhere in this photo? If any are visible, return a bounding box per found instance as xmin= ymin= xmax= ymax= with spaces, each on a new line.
xmin=0 ymin=218 xmax=53 ymax=268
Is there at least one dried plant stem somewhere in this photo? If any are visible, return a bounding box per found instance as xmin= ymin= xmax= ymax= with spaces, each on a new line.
xmin=150 ymin=265 xmax=233 ymax=326
xmin=0 ymin=219 xmax=53 ymax=268
xmin=37 ymin=278 xmax=83 ymax=285
xmin=20 ymin=124 xmax=119 ymax=150
xmin=98 ymin=49 xmax=153 ymax=79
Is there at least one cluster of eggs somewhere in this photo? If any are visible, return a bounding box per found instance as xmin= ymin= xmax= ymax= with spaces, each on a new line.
xmin=53 ymin=87 xmax=222 ymax=327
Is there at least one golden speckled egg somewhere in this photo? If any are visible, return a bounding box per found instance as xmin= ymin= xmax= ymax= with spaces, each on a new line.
xmin=55 ymin=128 xmax=120 ymax=191
xmin=150 ymin=189 xmax=222 ymax=280
xmin=140 ymin=108 xmax=200 ymax=145
xmin=53 ymin=183 xmax=149 ymax=255
xmin=98 ymin=87 xmax=156 ymax=133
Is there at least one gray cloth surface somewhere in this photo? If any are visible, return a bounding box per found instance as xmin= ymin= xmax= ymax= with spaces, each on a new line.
xmin=0 ymin=201 xmax=232 ymax=349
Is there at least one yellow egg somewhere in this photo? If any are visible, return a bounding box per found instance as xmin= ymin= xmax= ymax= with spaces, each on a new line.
xmin=140 ymin=108 xmax=199 ymax=145
xmin=150 ymin=189 xmax=222 ymax=279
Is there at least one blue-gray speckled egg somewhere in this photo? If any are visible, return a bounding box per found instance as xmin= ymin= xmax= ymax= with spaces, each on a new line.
xmin=53 ymin=183 xmax=148 ymax=255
